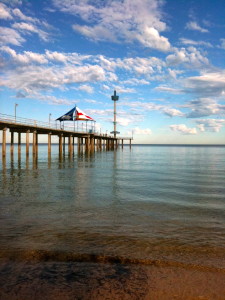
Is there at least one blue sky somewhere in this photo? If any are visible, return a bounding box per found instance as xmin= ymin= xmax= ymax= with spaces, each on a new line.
xmin=0 ymin=0 xmax=225 ymax=144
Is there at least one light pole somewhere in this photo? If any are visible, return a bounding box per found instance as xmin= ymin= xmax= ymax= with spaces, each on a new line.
xmin=49 ymin=113 xmax=52 ymax=126
xmin=15 ymin=103 xmax=18 ymax=122
xmin=111 ymin=90 xmax=119 ymax=138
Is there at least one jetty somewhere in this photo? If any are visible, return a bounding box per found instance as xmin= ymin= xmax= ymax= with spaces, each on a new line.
xmin=0 ymin=113 xmax=132 ymax=158
xmin=0 ymin=91 xmax=133 ymax=159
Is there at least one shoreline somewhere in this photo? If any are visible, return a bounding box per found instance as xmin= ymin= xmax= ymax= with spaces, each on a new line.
xmin=1 ymin=260 xmax=225 ymax=300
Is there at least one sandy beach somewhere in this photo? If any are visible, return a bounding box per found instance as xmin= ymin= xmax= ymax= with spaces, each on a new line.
xmin=1 ymin=259 xmax=225 ymax=300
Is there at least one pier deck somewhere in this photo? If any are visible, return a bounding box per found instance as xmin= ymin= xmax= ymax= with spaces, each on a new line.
xmin=0 ymin=113 xmax=132 ymax=158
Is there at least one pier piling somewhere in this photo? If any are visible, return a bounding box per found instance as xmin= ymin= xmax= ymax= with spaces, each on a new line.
xmin=10 ymin=131 xmax=14 ymax=156
xmin=2 ymin=128 xmax=7 ymax=157
xmin=26 ymin=130 xmax=29 ymax=156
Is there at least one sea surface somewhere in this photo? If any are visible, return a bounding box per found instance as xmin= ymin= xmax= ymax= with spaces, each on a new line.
xmin=0 ymin=144 xmax=225 ymax=299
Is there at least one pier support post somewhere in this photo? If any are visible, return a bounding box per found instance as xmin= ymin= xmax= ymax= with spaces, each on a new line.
xmin=90 ymin=136 xmax=94 ymax=152
xmin=111 ymin=139 xmax=114 ymax=150
xmin=33 ymin=131 xmax=38 ymax=157
xmin=33 ymin=131 xmax=36 ymax=155
xmin=59 ymin=134 xmax=63 ymax=157
xmin=10 ymin=131 xmax=14 ymax=157
xmin=86 ymin=135 xmax=90 ymax=152
xmin=26 ymin=130 xmax=30 ymax=156
xmin=122 ymin=139 xmax=124 ymax=149
xmin=2 ymin=128 xmax=7 ymax=158
xmin=48 ymin=132 xmax=51 ymax=156
xmin=63 ymin=136 xmax=66 ymax=154
xmin=36 ymin=133 xmax=38 ymax=156
xmin=130 ymin=139 xmax=132 ymax=149
xmin=18 ymin=132 xmax=21 ymax=157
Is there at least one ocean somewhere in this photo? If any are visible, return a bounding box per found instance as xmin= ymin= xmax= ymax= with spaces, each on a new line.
xmin=0 ymin=144 xmax=225 ymax=299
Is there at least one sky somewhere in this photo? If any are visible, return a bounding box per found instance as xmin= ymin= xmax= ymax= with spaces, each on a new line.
xmin=0 ymin=0 xmax=225 ymax=144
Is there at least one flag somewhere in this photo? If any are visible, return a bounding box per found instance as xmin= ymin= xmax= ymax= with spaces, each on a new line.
xmin=56 ymin=106 xmax=76 ymax=121
xmin=75 ymin=107 xmax=95 ymax=121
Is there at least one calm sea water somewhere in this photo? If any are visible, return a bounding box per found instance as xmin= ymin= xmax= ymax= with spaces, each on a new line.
xmin=1 ymin=144 xmax=225 ymax=271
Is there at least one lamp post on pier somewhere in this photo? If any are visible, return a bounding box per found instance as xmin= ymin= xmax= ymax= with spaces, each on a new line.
xmin=49 ymin=113 xmax=52 ymax=126
xmin=15 ymin=103 xmax=18 ymax=122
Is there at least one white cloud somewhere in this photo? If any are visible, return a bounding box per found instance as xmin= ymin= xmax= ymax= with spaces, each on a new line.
xmin=13 ymin=22 xmax=36 ymax=32
xmin=170 ymin=124 xmax=197 ymax=135
xmin=107 ymin=72 xmax=118 ymax=82
xmin=102 ymin=84 xmax=110 ymax=91
xmin=166 ymin=47 xmax=209 ymax=68
xmin=123 ymin=100 xmax=163 ymax=112
xmin=0 ymin=3 xmax=12 ymax=19
xmin=184 ymin=98 xmax=224 ymax=118
xmin=197 ymin=124 xmax=205 ymax=132
xmin=34 ymin=93 xmax=72 ymax=105
xmin=77 ymin=84 xmax=94 ymax=93
xmin=131 ymin=127 xmax=152 ymax=135
xmin=12 ymin=8 xmax=37 ymax=23
xmin=0 ymin=62 xmax=106 ymax=94
xmin=1 ymin=46 xmax=47 ymax=64
xmin=115 ymin=110 xmax=144 ymax=127
xmin=114 ymin=86 xmax=136 ymax=94
xmin=136 ymin=26 xmax=170 ymax=52
xmin=116 ymin=56 xmax=165 ymax=76
xmin=155 ymin=86 xmax=183 ymax=94
xmin=45 ymin=50 xmax=67 ymax=63
xmin=183 ymin=71 xmax=225 ymax=97
xmin=123 ymin=78 xmax=149 ymax=85
xmin=12 ymin=22 xmax=49 ymax=41
xmin=179 ymin=38 xmax=212 ymax=47
xmin=163 ymin=108 xmax=185 ymax=117
xmin=0 ymin=27 xmax=25 ymax=46
xmin=186 ymin=21 xmax=209 ymax=33
xmin=73 ymin=24 xmax=117 ymax=43
xmin=196 ymin=119 xmax=225 ymax=132
xmin=53 ymin=0 xmax=171 ymax=51
xmin=167 ymin=68 xmax=183 ymax=79
xmin=97 ymin=55 xmax=117 ymax=71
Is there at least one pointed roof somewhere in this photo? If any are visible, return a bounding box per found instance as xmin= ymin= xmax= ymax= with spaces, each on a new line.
xmin=56 ymin=106 xmax=76 ymax=121
xmin=75 ymin=107 xmax=95 ymax=121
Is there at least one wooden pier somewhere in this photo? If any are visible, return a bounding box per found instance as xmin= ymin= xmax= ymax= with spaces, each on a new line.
xmin=0 ymin=114 xmax=132 ymax=158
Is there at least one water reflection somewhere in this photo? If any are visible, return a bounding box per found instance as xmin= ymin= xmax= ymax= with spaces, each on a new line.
xmin=32 ymin=154 xmax=38 ymax=169
xmin=0 ymin=144 xmax=225 ymax=272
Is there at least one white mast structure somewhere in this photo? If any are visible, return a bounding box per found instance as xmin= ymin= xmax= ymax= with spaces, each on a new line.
xmin=111 ymin=90 xmax=119 ymax=138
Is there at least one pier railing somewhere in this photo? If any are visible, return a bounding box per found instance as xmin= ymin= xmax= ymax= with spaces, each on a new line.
xmin=0 ymin=113 xmax=133 ymax=141
xmin=0 ymin=113 xmax=96 ymax=134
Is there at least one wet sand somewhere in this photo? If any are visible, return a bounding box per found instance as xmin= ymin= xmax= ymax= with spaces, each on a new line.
xmin=1 ymin=260 xmax=225 ymax=300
